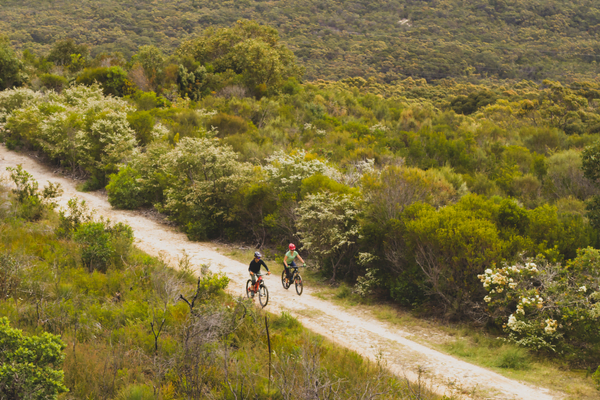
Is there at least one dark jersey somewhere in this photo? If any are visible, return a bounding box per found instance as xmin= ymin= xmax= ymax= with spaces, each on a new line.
xmin=249 ymin=259 xmax=269 ymax=274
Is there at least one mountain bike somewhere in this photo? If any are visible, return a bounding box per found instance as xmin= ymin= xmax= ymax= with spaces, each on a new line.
xmin=246 ymin=274 xmax=269 ymax=308
xmin=281 ymin=263 xmax=303 ymax=295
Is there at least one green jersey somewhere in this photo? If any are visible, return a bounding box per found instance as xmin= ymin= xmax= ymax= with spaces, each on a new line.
xmin=285 ymin=250 xmax=299 ymax=264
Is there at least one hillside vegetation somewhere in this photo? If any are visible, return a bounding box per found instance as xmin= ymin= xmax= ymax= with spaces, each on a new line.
xmin=2 ymin=0 xmax=600 ymax=82
xmin=1 ymin=9 xmax=600 ymax=395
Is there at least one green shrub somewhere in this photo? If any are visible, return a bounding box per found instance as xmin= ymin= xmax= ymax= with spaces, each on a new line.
xmin=56 ymin=198 xmax=93 ymax=238
xmin=3 ymin=85 xmax=137 ymax=185
xmin=73 ymin=220 xmax=133 ymax=272
xmin=0 ymin=317 xmax=68 ymax=399
xmin=76 ymin=66 xmax=132 ymax=97
xmin=39 ymin=73 xmax=68 ymax=92
xmin=6 ymin=165 xmax=62 ymax=221
xmin=208 ymin=112 xmax=249 ymax=136
xmin=74 ymin=222 xmax=114 ymax=273
xmin=106 ymin=166 xmax=144 ymax=210
xmin=127 ymin=111 xmax=155 ymax=145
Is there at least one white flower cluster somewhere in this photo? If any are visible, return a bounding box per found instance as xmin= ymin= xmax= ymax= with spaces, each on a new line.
xmin=579 ymin=286 xmax=587 ymax=293
xmin=303 ymin=122 xmax=327 ymax=138
xmin=479 ymin=262 xmax=540 ymax=292
xmin=264 ymin=150 xmax=340 ymax=191
xmin=369 ymin=123 xmax=388 ymax=132
xmin=195 ymin=109 xmax=218 ymax=118
xmin=507 ymin=313 xmax=518 ymax=328
xmin=515 ymin=295 xmax=544 ymax=315
xmin=544 ymin=319 xmax=557 ymax=334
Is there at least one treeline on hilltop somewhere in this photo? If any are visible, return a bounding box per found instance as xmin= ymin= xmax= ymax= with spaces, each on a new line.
xmin=2 ymin=0 xmax=600 ymax=82
xmin=0 ymin=168 xmax=421 ymax=400
xmin=0 ymin=21 xmax=599 ymax=374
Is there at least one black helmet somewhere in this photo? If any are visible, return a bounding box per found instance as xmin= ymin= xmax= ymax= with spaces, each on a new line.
xmin=254 ymin=251 xmax=262 ymax=258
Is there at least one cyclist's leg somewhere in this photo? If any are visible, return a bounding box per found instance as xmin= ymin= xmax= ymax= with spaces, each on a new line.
xmin=287 ymin=261 xmax=296 ymax=279
xmin=251 ymin=272 xmax=257 ymax=284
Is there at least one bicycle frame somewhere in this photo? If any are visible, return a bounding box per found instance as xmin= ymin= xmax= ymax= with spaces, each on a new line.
xmin=251 ymin=275 xmax=264 ymax=292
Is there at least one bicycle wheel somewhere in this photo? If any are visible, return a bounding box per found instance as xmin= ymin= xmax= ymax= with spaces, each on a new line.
xmin=246 ymin=280 xmax=254 ymax=298
xmin=281 ymin=269 xmax=290 ymax=289
xmin=294 ymin=273 xmax=303 ymax=295
xmin=258 ymin=284 xmax=269 ymax=308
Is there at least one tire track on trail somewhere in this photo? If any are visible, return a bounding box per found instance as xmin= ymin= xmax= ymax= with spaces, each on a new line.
xmin=0 ymin=145 xmax=559 ymax=400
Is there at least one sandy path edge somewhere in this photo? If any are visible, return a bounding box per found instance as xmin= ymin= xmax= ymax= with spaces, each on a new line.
xmin=0 ymin=145 xmax=560 ymax=400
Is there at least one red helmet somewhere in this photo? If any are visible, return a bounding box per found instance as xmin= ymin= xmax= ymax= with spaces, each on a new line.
xmin=289 ymin=243 xmax=296 ymax=251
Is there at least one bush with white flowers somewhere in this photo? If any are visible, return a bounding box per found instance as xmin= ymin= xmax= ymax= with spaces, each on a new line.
xmin=264 ymin=150 xmax=340 ymax=196
xmin=480 ymin=248 xmax=600 ymax=363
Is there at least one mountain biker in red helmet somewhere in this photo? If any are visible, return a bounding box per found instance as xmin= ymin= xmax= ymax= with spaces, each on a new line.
xmin=283 ymin=243 xmax=305 ymax=283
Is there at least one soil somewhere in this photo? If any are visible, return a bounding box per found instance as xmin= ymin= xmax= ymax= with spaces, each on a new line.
xmin=0 ymin=145 xmax=560 ymax=400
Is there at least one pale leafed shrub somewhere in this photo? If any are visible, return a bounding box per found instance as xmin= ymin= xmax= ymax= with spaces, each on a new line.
xmin=546 ymin=149 xmax=599 ymax=200
xmin=0 ymin=87 xmax=42 ymax=122
xmin=157 ymin=137 xmax=252 ymax=239
xmin=297 ymin=192 xmax=360 ymax=281
xmin=3 ymin=85 xmax=136 ymax=186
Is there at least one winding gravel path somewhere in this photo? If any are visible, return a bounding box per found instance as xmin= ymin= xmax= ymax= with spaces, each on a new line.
xmin=0 ymin=145 xmax=559 ymax=400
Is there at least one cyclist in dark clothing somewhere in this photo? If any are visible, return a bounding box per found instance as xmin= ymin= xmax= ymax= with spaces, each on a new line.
xmin=249 ymin=251 xmax=270 ymax=284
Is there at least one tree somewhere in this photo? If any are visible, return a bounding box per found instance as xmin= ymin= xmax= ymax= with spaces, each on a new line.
xmin=0 ymin=37 xmax=26 ymax=90
xmin=404 ymin=199 xmax=507 ymax=319
xmin=136 ymin=45 xmax=165 ymax=89
xmin=0 ymin=317 xmax=68 ymax=400
xmin=47 ymin=38 xmax=88 ymax=67
xmin=177 ymin=20 xmax=303 ymax=96
xmin=297 ymin=192 xmax=360 ymax=282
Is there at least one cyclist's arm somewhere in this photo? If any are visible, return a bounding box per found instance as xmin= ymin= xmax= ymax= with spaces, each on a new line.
xmin=283 ymin=254 xmax=288 ymax=265
xmin=260 ymin=259 xmax=270 ymax=272
xmin=297 ymin=254 xmax=306 ymax=265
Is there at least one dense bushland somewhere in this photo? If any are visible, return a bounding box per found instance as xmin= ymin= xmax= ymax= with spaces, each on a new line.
xmin=3 ymin=0 xmax=600 ymax=83
xmin=1 ymin=20 xmax=600 ymax=376
xmin=0 ymin=171 xmax=433 ymax=400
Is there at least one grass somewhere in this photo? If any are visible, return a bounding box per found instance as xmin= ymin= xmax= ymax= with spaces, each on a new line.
xmin=367 ymin=304 xmax=599 ymax=399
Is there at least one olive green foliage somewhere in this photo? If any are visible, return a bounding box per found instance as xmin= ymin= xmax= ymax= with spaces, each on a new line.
xmin=0 ymin=318 xmax=68 ymax=400
xmin=74 ymin=221 xmax=134 ymax=273
xmin=157 ymin=137 xmax=252 ymax=239
xmin=47 ymin=38 xmax=88 ymax=68
xmin=178 ymin=20 xmax=303 ymax=97
xmin=38 ymin=74 xmax=68 ymax=92
xmin=75 ymin=66 xmax=132 ymax=97
xmin=4 ymin=0 xmax=600 ymax=84
xmin=0 ymin=37 xmax=26 ymax=90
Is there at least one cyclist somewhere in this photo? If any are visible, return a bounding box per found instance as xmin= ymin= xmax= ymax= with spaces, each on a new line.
xmin=283 ymin=243 xmax=305 ymax=283
xmin=249 ymin=251 xmax=271 ymax=287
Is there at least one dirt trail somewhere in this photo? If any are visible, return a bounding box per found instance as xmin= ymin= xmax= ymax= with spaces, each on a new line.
xmin=0 ymin=145 xmax=559 ymax=400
